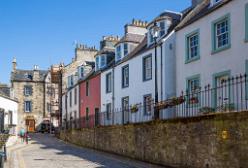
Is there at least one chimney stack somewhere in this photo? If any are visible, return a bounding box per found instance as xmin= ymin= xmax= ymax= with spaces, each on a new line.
xmin=12 ymin=57 xmax=17 ymax=72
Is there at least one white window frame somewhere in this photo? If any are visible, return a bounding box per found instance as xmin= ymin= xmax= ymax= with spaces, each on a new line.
xmin=24 ymin=86 xmax=32 ymax=96
xmin=122 ymin=65 xmax=129 ymax=88
xmin=143 ymin=55 xmax=152 ymax=81
xmin=124 ymin=43 xmax=128 ymax=56
xmin=24 ymin=101 xmax=32 ymax=112
xmin=116 ymin=45 xmax=122 ymax=61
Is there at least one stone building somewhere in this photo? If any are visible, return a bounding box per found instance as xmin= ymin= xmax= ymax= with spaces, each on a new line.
xmin=11 ymin=59 xmax=48 ymax=132
xmin=62 ymin=44 xmax=97 ymax=128
xmin=44 ymin=70 xmax=59 ymax=127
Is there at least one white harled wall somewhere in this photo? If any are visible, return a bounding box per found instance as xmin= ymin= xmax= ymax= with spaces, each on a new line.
xmin=176 ymin=0 xmax=248 ymax=95
xmin=0 ymin=96 xmax=18 ymax=134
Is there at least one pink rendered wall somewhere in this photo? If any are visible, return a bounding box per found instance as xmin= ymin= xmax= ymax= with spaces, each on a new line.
xmin=79 ymin=74 xmax=101 ymax=127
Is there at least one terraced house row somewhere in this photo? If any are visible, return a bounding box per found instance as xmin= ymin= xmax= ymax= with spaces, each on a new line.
xmin=60 ymin=0 xmax=248 ymax=129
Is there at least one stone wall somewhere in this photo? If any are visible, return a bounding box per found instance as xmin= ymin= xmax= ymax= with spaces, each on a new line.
xmin=60 ymin=112 xmax=248 ymax=168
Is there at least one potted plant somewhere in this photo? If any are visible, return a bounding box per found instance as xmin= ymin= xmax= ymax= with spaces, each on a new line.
xmin=189 ymin=97 xmax=198 ymax=104
xmin=130 ymin=104 xmax=139 ymax=113
xmin=171 ymin=96 xmax=185 ymax=106
xmin=199 ymin=107 xmax=215 ymax=114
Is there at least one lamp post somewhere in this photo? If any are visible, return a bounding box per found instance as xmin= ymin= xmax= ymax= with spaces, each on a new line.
xmin=151 ymin=22 xmax=160 ymax=120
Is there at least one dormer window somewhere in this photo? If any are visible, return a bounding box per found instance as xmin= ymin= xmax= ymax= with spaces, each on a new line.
xmin=159 ymin=21 xmax=165 ymax=37
xmin=100 ymin=55 xmax=107 ymax=68
xmin=67 ymin=75 xmax=74 ymax=88
xmin=124 ymin=43 xmax=128 ymax=56
xmin=149 ymin=30 xmax=154 ymax=44
xmin=78 ymin=66 xmax=84 ymax=79
xmin=95 ymin=56 xmax=100 ymax=71
xmin=116 ymin=45 xmax=121 ymax=61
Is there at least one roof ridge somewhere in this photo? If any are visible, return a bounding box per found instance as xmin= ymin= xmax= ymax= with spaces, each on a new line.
xmin=175 ymin=0 xmax=210 ymax=30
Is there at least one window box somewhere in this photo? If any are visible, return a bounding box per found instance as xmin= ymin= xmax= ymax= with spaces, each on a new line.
xmin=189 ymin=97 xmax=198 ymax=104
xmin=154 ymin=96 xmax=185 ymax=110
xmin=199 ymin=107 xmax=215 ymax=115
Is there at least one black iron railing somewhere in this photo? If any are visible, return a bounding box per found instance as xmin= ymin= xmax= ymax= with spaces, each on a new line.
xmin=63 ymin=74 xmax=248 ymax=128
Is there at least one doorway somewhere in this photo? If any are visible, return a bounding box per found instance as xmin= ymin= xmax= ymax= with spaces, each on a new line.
xmin=26 ymin=119 xmax=35 ymax=132
xmin=95 ymin=108 xmax=99 ymax=126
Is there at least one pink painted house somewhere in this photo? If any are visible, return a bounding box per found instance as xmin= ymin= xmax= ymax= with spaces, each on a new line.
xmin=79 ymin=71 xmax=101 ymax=128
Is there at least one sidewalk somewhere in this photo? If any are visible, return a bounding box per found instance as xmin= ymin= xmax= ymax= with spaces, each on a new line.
xmin=4 ymin=136 xmax=30 ymax=168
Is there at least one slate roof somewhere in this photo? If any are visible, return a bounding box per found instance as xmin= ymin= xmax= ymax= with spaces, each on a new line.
xmin=175 ymin=0 xmax=232 ymax=31
xmin=147 ymin=11 xmax=182 ymax=27
xmin=11 ymin=69 xmax=48 ymax=82
xmin=0 ymin=84 xmax=10 ymax=97
xmin=95 ymin=48 xmax=115 ymax=56
xmin=114 ymin=12 xmax=182 ymax=67
xmin=115 ymin=33 xmax=145 ymax=46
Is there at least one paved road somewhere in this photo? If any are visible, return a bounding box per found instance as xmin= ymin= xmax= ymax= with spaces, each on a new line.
xmin=6 ymin=133 xmax=167 ymax=168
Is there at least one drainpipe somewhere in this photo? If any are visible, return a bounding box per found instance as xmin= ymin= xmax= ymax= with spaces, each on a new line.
xmin=112 ymin=66 xmax=115 ymax=121
xmin=160 ymin=43 xmax=163 ymax=101
xmin=78 ymin=84 xmax=81 ymax=128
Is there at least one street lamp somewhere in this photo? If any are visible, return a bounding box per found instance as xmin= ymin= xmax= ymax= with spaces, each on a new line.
xmin=150 ymin=22 xmax=160 ymax=120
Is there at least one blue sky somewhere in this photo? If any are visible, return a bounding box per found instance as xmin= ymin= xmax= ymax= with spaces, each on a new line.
xmin=0 ymin=0 xmax=190 ymax=84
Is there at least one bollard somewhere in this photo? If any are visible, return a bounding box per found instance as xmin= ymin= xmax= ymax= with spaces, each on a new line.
xmin=0 ymin=151 xmax=5 ymax=168
xmin=3 ymin=145 xmax=6 ymax=161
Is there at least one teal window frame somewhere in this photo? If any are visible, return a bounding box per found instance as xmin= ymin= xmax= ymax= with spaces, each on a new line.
xmin=245 ymin=3 xmax=248 ymax=42
xmin=186 ymin=74 xmax=201 ymax=107
xmin=185 ymin=29 xmax=200 ymax=64
xmin=212 ymin=70 xmax=231 ymax=109
xmin=211 ymin=13 xmax=231 ymax=54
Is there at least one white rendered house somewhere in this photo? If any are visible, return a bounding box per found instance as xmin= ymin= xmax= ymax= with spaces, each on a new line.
xmin=175 ymin=0 xmax=248 ymax=114
xmin=110 ymin=12 xmax=181 ymax=124
xmin=0 ymin=94 xmax=18 ymax=135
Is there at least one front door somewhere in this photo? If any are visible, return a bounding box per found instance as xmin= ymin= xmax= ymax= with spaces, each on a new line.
xmin=95 ymin=108 xmax=99 ymax=126
xmin=122 ymin=97 xmax=129 ymax=124
xmin=213 ymin=73 xmax=230 ymax=110
xmin=26 ymin=119 xmax=35 ymax=132
xmin=0 ymin=110 xmax=4 ymax=132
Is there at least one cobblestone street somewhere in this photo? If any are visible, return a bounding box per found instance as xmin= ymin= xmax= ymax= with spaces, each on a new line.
xmin=5 ymin=133 xmax=165 ymax=168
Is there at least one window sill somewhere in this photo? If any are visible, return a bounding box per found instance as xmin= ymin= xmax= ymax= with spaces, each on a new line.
xmin=211 ymin=44 xmax=231 ymax=55
xmin=143 ymin=78 xmax=152 ymax=82
xmin=185 ymin=56 xmax=200 ymax=64
xmin=122 ymin=86 xmax=129 ymax=89
xmin=144 ymin=113 xmax=152 ymax=116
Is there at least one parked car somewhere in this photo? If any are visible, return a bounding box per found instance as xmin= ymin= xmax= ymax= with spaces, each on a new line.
xmin=39 ymin=123 xmax=55 ymax=133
